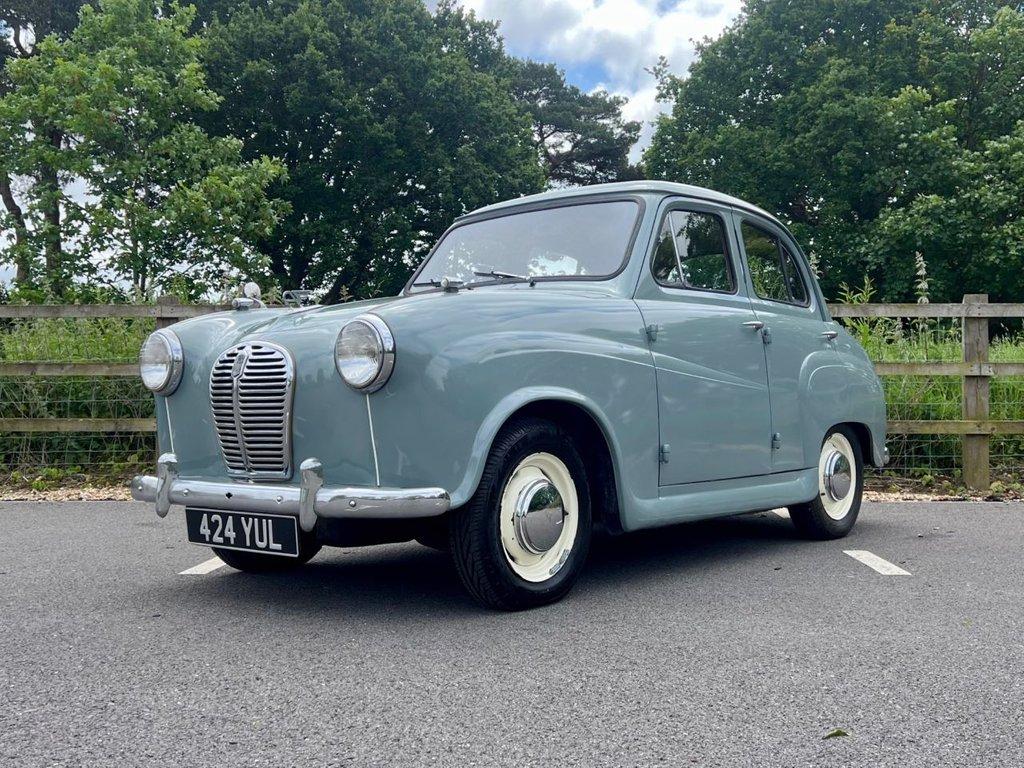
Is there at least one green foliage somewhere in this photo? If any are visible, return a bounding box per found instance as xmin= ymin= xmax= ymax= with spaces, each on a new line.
xmin=197 ymin=0 xmax=545 ymax=300
xmin=425 ymin=2 xmax=644 ymax=187
xmin=0 ymin=0 xmax=86 ymax=91
xmin=645 ymin=1 xmax=1024 ymax=303
xmin=2 ymin=0 xmax=645 ymax=301
xmin=0 ymin=317 xmax=150 ymax=362
xmin=0 ymin=0 xmax=286 ymax=299
xmin=507 ymin=59 xmax=642 ymax=186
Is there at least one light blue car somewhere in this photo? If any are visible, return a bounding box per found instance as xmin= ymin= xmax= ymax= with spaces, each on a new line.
xmin=132 ymin=181 xmax=887 ymax=609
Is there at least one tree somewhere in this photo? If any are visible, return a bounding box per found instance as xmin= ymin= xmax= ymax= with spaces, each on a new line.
xmin=0 ymin=0 xmax=286 ymax=298
xmin=433 ymin=1 xmax=642 ymax=187
xmin=507 ymin=59 xmax=642 ymax=187
xmin=645 ymin=0 xmax=1024 ymax=302
xmin=197 ymin=0 xmax=545 ymax=300
xmin=0 ymin=0 xmax=85 ymax=81
xmin=0 ymin=0 xmax=86 ymax=286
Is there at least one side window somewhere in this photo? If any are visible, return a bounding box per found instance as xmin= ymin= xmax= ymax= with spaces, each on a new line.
xmin=652 ymin=210 xmax=735 ymax=293
xmin=740 ymin=221 xmax=809 ymax=306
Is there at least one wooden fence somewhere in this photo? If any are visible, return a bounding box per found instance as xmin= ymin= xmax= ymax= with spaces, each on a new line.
xmin=830 ymin=293 xmax=1024 ymax=489
xmin=2 ymin=294 xmax=1023 ymax=489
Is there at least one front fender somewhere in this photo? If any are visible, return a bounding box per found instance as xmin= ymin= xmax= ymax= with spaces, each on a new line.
xmin=367 ymin=289 xmax=659 ymax=517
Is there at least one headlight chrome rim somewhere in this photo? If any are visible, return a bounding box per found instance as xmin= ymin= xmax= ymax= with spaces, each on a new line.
xmin=140 ymin=329 xmax=184 ymax=395
xmin=335 ymin=314 xmax=395 ymax=393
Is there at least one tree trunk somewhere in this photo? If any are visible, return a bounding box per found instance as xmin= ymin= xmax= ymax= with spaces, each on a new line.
xmin=0 ymin=171 xmax=32 ymax=283
xmin=40 ymin=130 xmax=65 ymax=295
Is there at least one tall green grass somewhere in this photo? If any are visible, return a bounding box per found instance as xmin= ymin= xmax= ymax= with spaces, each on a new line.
xmin=0 ymin=317 xmax=152 ymax=362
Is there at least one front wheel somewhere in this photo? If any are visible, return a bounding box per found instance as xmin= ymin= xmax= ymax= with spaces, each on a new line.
xmin=788 ymin=425 xmax=864 ymax=540
xmin=449 ymin=417 xmax=592 ymax=610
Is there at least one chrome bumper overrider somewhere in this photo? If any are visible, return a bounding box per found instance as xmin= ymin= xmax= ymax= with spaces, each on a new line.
xmin=130 ymin=454 xmax=450 ymax=532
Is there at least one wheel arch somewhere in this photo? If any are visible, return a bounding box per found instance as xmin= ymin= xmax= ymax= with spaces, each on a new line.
xmin=832 ymin=421 xmax=879 ymax=469
xmin=450 ymin=388 xmax=625 ymax=535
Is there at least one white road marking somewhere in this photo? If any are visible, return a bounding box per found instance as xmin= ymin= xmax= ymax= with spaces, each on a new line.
xmin=843 ymin=550 xmax=911 ymax=576
xmin=771 ymin=508 xmax=790 ymax=519
xmin=179 ymin=556 xmax=226 ymax=576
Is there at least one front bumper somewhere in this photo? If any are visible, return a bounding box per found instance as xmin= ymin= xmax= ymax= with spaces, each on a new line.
xmin=131 ymin=453 xmax=450 ymax=532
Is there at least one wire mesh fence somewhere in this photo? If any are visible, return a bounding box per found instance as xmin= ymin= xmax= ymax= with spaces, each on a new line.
xmin=0 ymin=432 xmax=153 ymax=486
xmin=0 ymin=377 xmax=154 ymax=419
xmin=1 ymin=301 xmax=1023 ymax=489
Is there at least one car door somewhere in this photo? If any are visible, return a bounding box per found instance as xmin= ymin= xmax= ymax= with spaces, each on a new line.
xmin=732 ymin=213 xmax=838 ymax=472
xmin=634 ymin=200 xmax=773 ymax=486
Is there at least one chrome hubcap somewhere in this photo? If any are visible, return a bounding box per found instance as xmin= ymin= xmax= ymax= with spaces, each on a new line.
xmin=499 ymin=453 xmax=579 ymax=583
xmin=818 ymin=433 xmax=858 ymax=521
xmin=822 ymin=450 xmax=852 ymax=502
xmin=513 ymin=478 xmax=565 ymax=554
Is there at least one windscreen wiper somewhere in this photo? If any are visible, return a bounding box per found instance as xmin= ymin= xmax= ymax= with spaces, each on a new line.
xmin=473 ymin=270 xmax=536 ymax=287
xmin=413 ymin=277 xmax=466 ymax=292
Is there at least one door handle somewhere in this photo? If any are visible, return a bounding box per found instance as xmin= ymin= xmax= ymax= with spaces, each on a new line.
xmin=821 ymin=330 xmax=839 ymax=341
xmin=742 ymin=320 xmax=764 ymax=330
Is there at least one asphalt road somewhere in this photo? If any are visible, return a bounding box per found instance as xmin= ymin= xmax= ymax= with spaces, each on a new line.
xmin=1 ymin=501 xmax=1022 ymax=767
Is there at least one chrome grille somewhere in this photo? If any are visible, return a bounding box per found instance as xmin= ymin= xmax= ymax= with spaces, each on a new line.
xmin=210 ymin=342 xmax=294 ymax=480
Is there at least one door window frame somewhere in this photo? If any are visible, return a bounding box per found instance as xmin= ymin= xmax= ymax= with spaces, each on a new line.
xmin=733 ymin=213 xmax=821 ymax=315
xmin=648 ymin=203 xmax=741 ymax=296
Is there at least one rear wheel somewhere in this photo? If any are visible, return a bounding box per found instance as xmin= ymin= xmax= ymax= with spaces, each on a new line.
xmin=213 ymin=533 xmax=321 ymax=573
xmin=450 ymin=417 xmax=592 ymax=610
xmin=789 ymin=425 xmax=863 ymax=540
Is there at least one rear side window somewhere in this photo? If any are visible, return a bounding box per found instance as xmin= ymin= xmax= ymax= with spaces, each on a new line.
xmin=740 ymin=221 xmax=810 ymax=306
xmin=652 ymin=210 xmax=735 ymax=293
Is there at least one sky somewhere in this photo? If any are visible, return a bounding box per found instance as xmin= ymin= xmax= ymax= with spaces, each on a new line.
xmin=439 ymin=0 xmax=745 ymax=160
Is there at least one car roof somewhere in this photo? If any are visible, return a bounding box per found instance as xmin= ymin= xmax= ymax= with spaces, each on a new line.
xmin=463 ymin=180 xmax=783 ymax=227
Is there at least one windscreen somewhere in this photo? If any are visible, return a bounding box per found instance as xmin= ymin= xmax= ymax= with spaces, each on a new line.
xmin=411 ymin=200 xmax=640 ymax=289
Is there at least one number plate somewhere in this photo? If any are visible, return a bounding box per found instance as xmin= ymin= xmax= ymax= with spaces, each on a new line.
xmin=185 ymin=508 xmax=299 ymax=558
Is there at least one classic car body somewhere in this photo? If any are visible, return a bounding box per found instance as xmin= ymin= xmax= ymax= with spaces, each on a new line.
xmin=133 ymin=181 xmax=886 ymax=608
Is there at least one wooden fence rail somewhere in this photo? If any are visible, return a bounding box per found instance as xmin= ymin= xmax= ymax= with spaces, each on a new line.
xmin=2 ymin=294 xmax=1022 ymax=489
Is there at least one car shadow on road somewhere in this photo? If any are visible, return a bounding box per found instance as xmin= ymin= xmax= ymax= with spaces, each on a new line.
xmin=582 ymin=511 xmax=806 ymax=587
xmin=145 ymin=510 xmax=841 ymax=619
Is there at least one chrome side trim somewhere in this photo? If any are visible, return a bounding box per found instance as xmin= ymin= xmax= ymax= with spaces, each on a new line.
xmin=366 ymin=394 xmax=380 ymax=487
xmin=163 ymin=397 xmax=174 ymax=454
xmin=131 ymin=455 xmax=450 ymax=531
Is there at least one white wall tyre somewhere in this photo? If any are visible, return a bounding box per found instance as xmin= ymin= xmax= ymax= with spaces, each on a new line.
xmin=788 ymin=425 xmax=864 ymax=540
xmin=499 ymin=452 xmax=580 ymax=583
xmin=449 ymin=416 xmax=592 ymax=610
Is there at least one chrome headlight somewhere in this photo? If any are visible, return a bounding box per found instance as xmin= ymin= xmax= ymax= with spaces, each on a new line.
xmin=334 ymin=314 xmax=395 ymax=393
xmin=139 ymin=329 xmax=184 ymax=395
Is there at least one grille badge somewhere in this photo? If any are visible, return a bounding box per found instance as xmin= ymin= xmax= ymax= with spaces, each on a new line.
xmin=231 ymin=350 xmax=248 ymax=378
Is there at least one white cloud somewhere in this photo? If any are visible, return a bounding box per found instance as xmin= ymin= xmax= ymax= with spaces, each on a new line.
xmin=451 ymin=0 xmax=743 ymax=160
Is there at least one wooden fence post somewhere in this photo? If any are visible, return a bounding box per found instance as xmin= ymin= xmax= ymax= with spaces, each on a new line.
xmin=155 ymin=295 xmax=181 ymax=330
xmin=962 ymin=294 xmax=990 ymax=490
